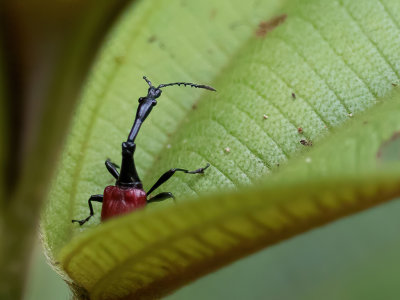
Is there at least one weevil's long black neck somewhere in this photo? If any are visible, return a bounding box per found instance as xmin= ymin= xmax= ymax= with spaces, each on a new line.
xmin=127 ymin=98 xmax=157 ymax=142
xmin=117 ymin=97 xmax=157 ymax=188
xmin=117 ymin=141 xmax=142 ymax=188
xmin=116 ymin=75 xmax=215 ymax=188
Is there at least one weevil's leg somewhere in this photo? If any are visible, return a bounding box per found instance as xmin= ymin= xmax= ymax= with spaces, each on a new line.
xmin=147 ymin=163 xmax=210 ymax=196
xmin=72 ymin=194 xmax=103 ymax=226
xmin=105 ymin=159 xmax=119 ymax=179
xmin=147 ymin=192 xmax=175 ymax=204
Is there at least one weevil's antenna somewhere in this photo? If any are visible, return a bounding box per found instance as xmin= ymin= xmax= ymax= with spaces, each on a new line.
xmin=158 ymin=81 xmax=216 ymax=91
xmin=143 ymin=76 xmax=153 ymax=87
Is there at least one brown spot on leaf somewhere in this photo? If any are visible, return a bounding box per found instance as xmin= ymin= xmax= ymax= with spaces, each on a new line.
xmin=256 ymin=14 xmax=287 ymax=37
xmin=297 ymin=127 xmax=303 ymax=134
xmin=114 ymin=56 xmax=125 ymax=64
xmin=210 ymin=9 xmax=217 ymax=20
xmin=291 ymin=92 xmax=296 ymax=99
xmin=300 ymin=139 xmax=312 ymax=146
xmin=148 ymin=35 xmax=157 ymax=43
xmin=377 ymin=131 xmax=400 ymax=162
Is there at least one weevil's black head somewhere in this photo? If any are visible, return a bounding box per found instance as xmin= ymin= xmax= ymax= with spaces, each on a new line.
xmin=147 ymin=86 xmax=162 ymax=99
xmin=142 ymin=76 xmax=162 ymax=99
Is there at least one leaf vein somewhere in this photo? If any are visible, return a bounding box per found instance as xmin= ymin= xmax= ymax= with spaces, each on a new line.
xmin=293 ymin=14 xmax=378 ymax=98
xmin=209 ymin=118 xmax=271 ymax=172
xmin=271 ymin=35 xmax=351 ymax=114
xmin=338 ymin=0 xmax=400 ymax=79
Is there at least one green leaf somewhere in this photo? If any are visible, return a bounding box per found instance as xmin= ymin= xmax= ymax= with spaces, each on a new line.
xmin=42 ymin=0 xmax=400 ymax=298
xmin=42 ymin=0 xmax=287 ymax=258
xmin=59 ymin=90 xmax=400 ymax=299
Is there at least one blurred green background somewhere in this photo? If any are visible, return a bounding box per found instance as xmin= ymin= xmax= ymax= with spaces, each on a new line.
xmin=25 ymin=198 xmax=400 ymax=300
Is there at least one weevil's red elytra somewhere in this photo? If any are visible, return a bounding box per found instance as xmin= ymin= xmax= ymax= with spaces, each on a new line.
xmin=72 ymin=76 xmax=214 ymax=226
xmin=101 ymin=186 xmax=147 ymax=221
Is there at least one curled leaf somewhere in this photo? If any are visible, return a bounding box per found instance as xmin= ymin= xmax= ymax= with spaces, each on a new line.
xmin=42 ymin=0 xmax=400 ymax=298
xmin=60 ymin=91 xmax=400 ymax=299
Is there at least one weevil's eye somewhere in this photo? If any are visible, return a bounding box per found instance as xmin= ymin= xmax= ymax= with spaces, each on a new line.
xmin=138 ymin=97 xmax=145 ymax=103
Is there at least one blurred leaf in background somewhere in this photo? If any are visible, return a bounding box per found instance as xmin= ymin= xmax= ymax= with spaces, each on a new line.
xmin=0 ymin=0 xmax=131 ymax=299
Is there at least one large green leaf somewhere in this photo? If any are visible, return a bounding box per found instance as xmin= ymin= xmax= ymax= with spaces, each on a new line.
xmin=59 ymin=90 xmax=400 ymax=299
xmin=42 ymin=0 xmax=400 ymax=298
xmin=43 ymin=0 xmax=286 ymax=259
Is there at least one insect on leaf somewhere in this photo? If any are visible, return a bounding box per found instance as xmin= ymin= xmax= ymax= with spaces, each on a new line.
xmin=42 ymin=0 xmax=400 ymax=299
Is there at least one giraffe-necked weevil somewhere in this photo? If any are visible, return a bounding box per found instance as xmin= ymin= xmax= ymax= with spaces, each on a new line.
xmin=72 ymin=76 xmax=215 ymax=225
